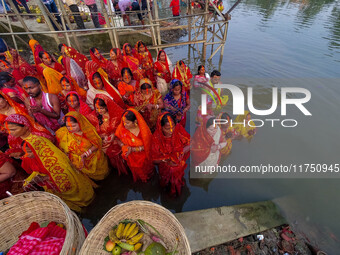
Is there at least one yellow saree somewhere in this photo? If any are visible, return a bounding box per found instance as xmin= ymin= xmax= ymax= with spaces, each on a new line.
xmin=56 ymin=112 xmax=109 ymax=181
xmin=24 ymin=134 xmax=95 ymax=212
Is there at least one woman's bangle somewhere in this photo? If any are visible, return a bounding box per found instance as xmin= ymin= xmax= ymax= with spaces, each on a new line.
xmin=84 ymin=148 xmax=92 ymax=157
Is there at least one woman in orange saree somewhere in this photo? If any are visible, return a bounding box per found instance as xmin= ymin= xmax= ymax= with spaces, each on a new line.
xmin=29 ymin=39 xmax=44 ymax=66
xmin=118 ymin=67 xmax=139 ymax=106
xmin=172 ymin=60 xmax=193 ymax=93
xmin=87 ymin=94 xmax=128 ymax=175
xmin=59 ymin=44 xmax=88 ymax=74
xmin=135 ymin=41 xmax=155 ymax=84
xmin=58 ymin=76 xmax=87 ymax=114
xmin=88 ymin=71 xmax=126 ymax=109
xmin=151 ymin=112 xmax=190 ymax=195
xmin=134 ymin=78 xmax=163 ymax=132
xmin=154 ymin=50 xmax=173 ymax=96
xmin=56 ymin=111 xmax=109 ymax=181
xmin=115 ymin=109 xmax=154 ymax=182
xmin=122 ymin=43 xmax=144 ymax=81
xmin=5 ymin=114 xmax=94 ymax=212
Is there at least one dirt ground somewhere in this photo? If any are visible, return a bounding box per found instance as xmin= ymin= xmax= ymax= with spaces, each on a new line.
xmin=192 ymin=225 xmax=320 ymax=255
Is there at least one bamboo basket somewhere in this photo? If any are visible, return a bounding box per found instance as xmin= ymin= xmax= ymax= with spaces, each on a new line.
xmin=80 ymin=200 xmax=191 ymax=254
xmin=0 ymin=192 xmax=84 ymax=255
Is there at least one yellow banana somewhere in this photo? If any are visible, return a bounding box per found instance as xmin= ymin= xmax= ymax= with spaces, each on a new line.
xmin=109 ymin=230 xmax=120 ymax=243
xmin=134 ymin=242 xmax=142 ymax=251
xmin=125 ymin=223 xmax=137 ymax=238
xmin=127 ymin=226 xmax=139 ymax=239
xmin=116 ymin=223 xmax=125 ymax=239
xmin=127 ymin=232 xmax=144 ymax=245
xmin=122 ymin=223 xmax=131 ymax=238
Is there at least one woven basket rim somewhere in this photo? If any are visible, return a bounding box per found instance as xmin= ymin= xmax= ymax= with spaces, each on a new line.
xmin=80 ymin=200 xmax=191 ymax=254
xmin=0 ymin=191 xmax=76 ymax=254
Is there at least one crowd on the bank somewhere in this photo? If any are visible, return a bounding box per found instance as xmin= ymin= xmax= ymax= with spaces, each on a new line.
xmin=0 ymin=38 xmax=256 ymax=211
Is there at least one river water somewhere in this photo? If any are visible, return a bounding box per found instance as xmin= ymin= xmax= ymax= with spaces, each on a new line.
xmin=81 ymin=0 xmax=340 ymax=253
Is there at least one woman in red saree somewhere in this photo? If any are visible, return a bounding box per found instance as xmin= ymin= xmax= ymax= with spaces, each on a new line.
xmin=172 ymin=60 xmax=193 ymax=93
xmin=107 ymin=48 xmax=127 ymax=84
xmin=59 ymin=44 xmax=88 ymax=74
xmin=115 ymin=109 xmax=154 ymax=182
xmin=151 ymin=112 xmax=190 ymax=195
xmin=0 ymin=72 xmax=28 ymax=104
xmin=58 ymin=76 xmax=87 ymax=114
xmin=154 ymin=50 xmax=173 ymax=96
xmin=134 ymin=78 xmax=163 ymax=132
xmin=118 ymin=67 xmax=139 ymax=106
xmin=87 ymin=94 xmax=128 ymax=175
xmin=135 ymin=41 xmax=155 ymax=84
xmin=65 ymin=91 xmax=92 ymax=117
xmin=122 ymin=43 xmax=144 ymax=81
xmin=88 ymin=71 xmax=126 ymax=109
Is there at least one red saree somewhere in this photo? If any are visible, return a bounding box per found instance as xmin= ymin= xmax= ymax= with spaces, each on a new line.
xmin=115 ymin=108 xmax=154 ymax=182
xmin=172 ymin=61 xmax=193 ymax=92
xmin=134 ymin=41 xmax=155 ymax=84
xmin=122 ymin=43 xmax=144 ymax=81
xmin=63 ymin=44 xmax=88 ymax=74
xmin=106 ymin=48 xmax=126 ymax=82
xmin=89 ymin=72 xmax=126 ymax=109
xmin=87 ymin=94 xmax=127 ymax=175
xmin=154 ymin=50 xmax=172 ymax=83
xmin=151 ymin=112 xmax=190 ymax=195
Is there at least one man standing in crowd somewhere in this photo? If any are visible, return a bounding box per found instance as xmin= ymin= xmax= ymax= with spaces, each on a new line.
xmin=83 ymin=0 xmax=101 ymax=28
xmin=64 ymin=0 xmax=85 ymax=29
xmin=42 ymin=0 xmax=64 ymax=30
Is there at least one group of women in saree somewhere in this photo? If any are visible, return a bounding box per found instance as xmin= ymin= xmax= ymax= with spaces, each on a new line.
xmin=0 ymin=38 xmax=257 ymax=211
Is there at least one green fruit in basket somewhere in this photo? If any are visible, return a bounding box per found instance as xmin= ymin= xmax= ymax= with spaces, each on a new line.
xmin=112 ymin=246 xmax=122 ymax=255
xmin=105 ymin=240 xmax=116 ymax=252
xmin=144 ymin=242 xmax=167 ymax=255
xmin=117 ymin=242 xmax=135 ymax=251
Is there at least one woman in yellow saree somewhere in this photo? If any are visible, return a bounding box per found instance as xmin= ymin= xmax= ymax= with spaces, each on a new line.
xmin=234 ymin=110 xmax=257 ymax=139
xmin=56 ymin=111 xmax=109 ymax=181
xmin=5 ymin=114 xmax=94 ymax=212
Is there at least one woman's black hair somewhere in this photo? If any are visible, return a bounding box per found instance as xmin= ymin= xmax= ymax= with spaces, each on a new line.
xmin=66 ymin=93 xmax=79 ymax=102
xmin=179 ymin=60 xmax=185 ymax=65
xmin=65 ymin=116 xmax=78 ymax=123
xmin=7 ymin=121 xmax=25 ymax=127
xmin=58 ymin=44 xmax=64 ymax=52
xmin=172 ymin=80 xmax=182 ymax=90
xmin=140 ymin=83 xmax=152 ymax=90
xmin=121 ymin=67 xmax=133 ymax=78
xmin=157 ymin=50 xmax=165 ymax=59
xmin=197 ymin=65 xmax=205 ymax=75
xmin=221 ymin=112 xmax=231 ymax=120
xmin=161 ymin=113 xmax=174 ymax=127
xmin=60 ymin=76 xmax=70 ymax=84
xmin=0 ymin=93 xmax=4 ymax=99
xmin=124 ymin=43 xmax=132 ymax=50
xmin=92 ymin=72 xmax=101 ymax=80
xmin=124 ymin=110 xmax=137 ymax=122
xmin=90 ymin=47 xmax=98 ymax=53
xmin=111 ymin=48 xmax=117 ymax=55
xmin=206 ymin=117 xmax=215 ymax=128
xmin=38 ymin=51 xmax=50 ymax=59
xmin=94 ymin=98 xmax=107 ymax=125
xmin=137 ymin=41 xmax=146 ymax=50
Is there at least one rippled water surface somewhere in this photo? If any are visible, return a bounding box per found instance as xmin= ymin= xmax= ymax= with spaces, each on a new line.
xmin=81 ymin=0 xmax=340 ymax=252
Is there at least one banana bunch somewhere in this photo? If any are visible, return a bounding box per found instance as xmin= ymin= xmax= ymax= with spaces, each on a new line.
xmin=108 ymin=222 xmax=144 ymax=252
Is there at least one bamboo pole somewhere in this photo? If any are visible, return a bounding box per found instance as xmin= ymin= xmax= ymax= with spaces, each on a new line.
xmin=153 ymin=0 xmax=161 ymax=46
xmin=107 ymin=0 xmax=119 ymax=48
xmin=188 ymin=0 xmax=192 ymax=43
xmin=55 ymin=0 xmax=71 ymax=46
xmin=6 ymin=0 xmax=33 ymax=40
xmin=0 ymin=21 xmax=28 ymax=46
xmin=146 ymin=0 xmax=158 ymax=50
xmin=1 ymin=0 xmax=18 ymax=51
xmin=35 ymin=0 xmax=61 ymax=45
xmin=55 ymin=0 xmax=82 ymax=51
xmin=98 ymin=0 xmax=115 ymax=49
xmin=211 ymin=16 xmax=215 ymax=54
xmin=220 ymin=21 xmax=228 ymax=59
xmin=202 ymin=0 xmax=209 ymax=60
